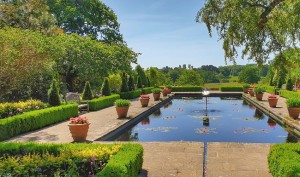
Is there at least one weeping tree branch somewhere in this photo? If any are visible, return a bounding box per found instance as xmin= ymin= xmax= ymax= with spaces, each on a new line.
xmin=258 ymin=0 xmax=285 ymax=29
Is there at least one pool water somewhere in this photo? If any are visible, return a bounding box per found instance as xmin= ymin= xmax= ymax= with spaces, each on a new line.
xmin=114 ymin=97 xmax=300 ymax=143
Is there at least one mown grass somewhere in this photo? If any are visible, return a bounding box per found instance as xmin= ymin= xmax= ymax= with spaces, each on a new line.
xmin=204 ymin=82 xmax=242 ymax=89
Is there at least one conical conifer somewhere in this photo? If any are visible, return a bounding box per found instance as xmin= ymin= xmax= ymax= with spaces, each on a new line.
xmin=101 ymin=78 xmax=111 ymax=96
xmin=48 ymin=79 xmax=61 ymax=106
xmin=82 ymin=81 xmax=93 ymax=100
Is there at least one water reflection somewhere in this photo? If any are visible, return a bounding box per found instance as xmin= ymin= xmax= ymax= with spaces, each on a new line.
xmin=254 ymin=109 xmax=265 ymax=120
xmin=267 ymin=118 xmax=277 ymax=128
xmin=286 ymin=132 xmax=299 ymax=143
xmin=116 ymin=130 xmax=139 ymax=141
xmin=141 ymin=117 xmax=150 ymax=125
xmin=152 ymin=108 xmax=161 ymax=117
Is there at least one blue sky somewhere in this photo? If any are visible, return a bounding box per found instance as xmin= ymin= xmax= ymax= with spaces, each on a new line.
xmin=102 ymin=0 xmax=253 ymax=68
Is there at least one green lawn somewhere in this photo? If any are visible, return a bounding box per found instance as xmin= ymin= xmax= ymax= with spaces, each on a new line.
xmin=204 ymin=82 xmax=242 ymax=89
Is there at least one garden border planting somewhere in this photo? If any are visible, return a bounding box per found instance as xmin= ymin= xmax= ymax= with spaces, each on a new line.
xmin=268 ymin=143 xmax=300 ymax=177
xmin=279 ymin=90 xmax=300 ymax=99
xmin=0 ymin=104 xmax=78 ymax=141
xmin=0 ymin=142 xmax=143 ymax=177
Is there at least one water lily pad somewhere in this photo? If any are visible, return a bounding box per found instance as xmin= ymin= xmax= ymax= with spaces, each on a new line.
xmin=234 ymin=127 xmax=270 ymax=134
xmin=195 ymin=127 xmax=217 ymax=134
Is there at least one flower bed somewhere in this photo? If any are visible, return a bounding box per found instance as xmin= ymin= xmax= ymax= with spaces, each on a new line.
xmin=89 ymin=94 xmax=120 ymax=111
xmin=0 ymin=142 xmax=143 ymax=177
xmin=0 ymin=104 xmax=78 ymax=141
xmin=0 ymin=100 xmax=47 ymax=119
xmin=268 ymin=143 xmax=300 ymax=177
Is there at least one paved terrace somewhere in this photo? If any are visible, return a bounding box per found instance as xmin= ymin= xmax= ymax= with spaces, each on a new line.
xmin=6 ymin=91 xmax=299 ymax=176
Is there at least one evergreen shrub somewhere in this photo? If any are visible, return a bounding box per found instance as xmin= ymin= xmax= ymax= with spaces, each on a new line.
xmin=101 ymin=78 xmax=111 ymax=96
xmin=82 ymin=81 xmax=93 ymax=100
xmin=48 ymin=79 xmax=60 ymax=106
xmin=89 ymin=94 xmax=120 ymax=111
xmin=0 ymin=104 xmax=78 ymax=141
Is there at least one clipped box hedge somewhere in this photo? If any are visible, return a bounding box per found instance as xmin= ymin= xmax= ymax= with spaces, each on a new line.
xmin=0 ymin=104 xmax=78 ymax=141
xmin=120 ymin=90 xmax=142 ymax=99
xmin=171 ymin=86 xmax=203 ymax=92
xmin=219 ymin=87 xmax=243 ymax=92
xmin=268 ymin=143 xmax=300 ymax=177
xmin=263 ymin=85 xmax=276 ymax=94
xmin=89 ymin=94 xmax=120 ymax=111
xmin=279 ymin=90 xmax=300 ymax=99
xmin=142 ymin=87 xmax=154 ymax=94
xmin=0 ymin=142 xmax=143 ymax=177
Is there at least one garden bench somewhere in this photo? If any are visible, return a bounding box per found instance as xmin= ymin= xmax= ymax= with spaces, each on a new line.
xmin=65 ymin=92 xmax=89 ymax=113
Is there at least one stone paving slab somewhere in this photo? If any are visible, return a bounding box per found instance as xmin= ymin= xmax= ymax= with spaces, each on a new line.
xmin=7 ymin=94 xmax=168 ymax=143
xmin=206 ymin=142 xmax=272 ymax=177
xmin=139 ymin=142 xmax=204 ymax=177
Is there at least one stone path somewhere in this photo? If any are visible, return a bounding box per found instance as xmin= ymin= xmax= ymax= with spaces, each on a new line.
xmin=206 ymin=142 xmax=272 ymax=177
xmin=139 ymin=142 xmax=204 ymax=177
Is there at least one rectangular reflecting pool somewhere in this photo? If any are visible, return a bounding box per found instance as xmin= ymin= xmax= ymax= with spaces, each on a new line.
xmin=113 ymin=97 xmax=300 ymax=143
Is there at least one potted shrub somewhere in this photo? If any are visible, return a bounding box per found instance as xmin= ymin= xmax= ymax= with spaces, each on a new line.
xmin=166 ymin=85 xmax=173 ymax=94
xmin=286 ymin=98 xmax=300 ymax=119
xmin=140 ymin=94 xmax=150 ymax=107
xmin=242 ymin=84 xmax=251 ymax=93
xmin=248 ymin=88 xmax=255 ymax=97
xmin=254 ymin=87 xmax=265 ymax=101
xmin=68 ymin=116 xmax=90 ymax=142
xmin=162 ymin=88 xmax=169 ymax=97
xmin=268 ymin=94 xmax=278 ymax=108
xmin=115 ymin=99 xmax=131 ymax=118
xmin=152 ymin=88 xmax=161 ymax=101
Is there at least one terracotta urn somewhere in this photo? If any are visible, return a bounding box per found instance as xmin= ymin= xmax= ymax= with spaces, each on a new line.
xmin=255 ymin=93 xmax=264 ymax=101
xmin=287 ymin=107 xmax=300 ymax=119
xmin=68 ymin=123 xmax=90 ymax=142
xmin=268 ymin=98 xmax=278 ymax=108
xmin=249 ymin=89 xmax=255 ymax=97
xmin=116 ymin=106 xmax=129 ymax=118
xmin=153 ymin=93 xmax=161 ymax=101
xmin=140 ymin=98 xmax=150 ymax=107
xmin=162 ymin=88 xmax=169 ymax=97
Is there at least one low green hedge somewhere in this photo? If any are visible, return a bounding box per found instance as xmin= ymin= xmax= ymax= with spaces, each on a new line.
xmin=0 ymin=142 xmax=143 ymax=177
xmin=279 ymin=90 xmax=300 ymax=99
xmin=89 ymin=94 xmax=120 ymax=111
xmin=98 ymin=143 xmax=143 ymax=177
xmin=268 ymin=143 xmax=300 ymax=177
xmin=171 ymin=86 xmax=203 ymax=92
xmin=0 ymin=104 xmax=78 ymax=141
xmin=142 ymin=87 xmax=154 ymax=94
xmin=120 ymin=90 xmax=142 ymax=99
xmin=219 ymin=87 xmax=243 ymax=92
xmin=263 ymin=86 xmax=276 ymax=94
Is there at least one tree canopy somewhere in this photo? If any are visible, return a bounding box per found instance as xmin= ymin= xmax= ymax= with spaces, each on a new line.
xmin=47 ymin=0 xmax=123 ymax=43
xmin=197 ymin=0 xmax=300 ymax=65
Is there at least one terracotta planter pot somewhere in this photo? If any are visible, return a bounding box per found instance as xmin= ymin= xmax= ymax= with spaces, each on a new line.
xmin=162 ymin=89 xmax=168 ymax=97
xmin=287 ymin=107 xmax=300 ymax=119
xmin=68 ymin=123 xmax=90 ymax=142
xmin=243 ymin=88 xmax=249 ymax=93
xmin=116 ymin=106 xmax=129 ymax=118
xmin=140 ymin=98 xmax=150 ymax=107
xmin=153 ymin=93 xmax=161 ymax=101
xmin=268 ymin=98 xmax=278 ymax=108
xmin=249 ymin=89 xmax=255 ymax=97
xmin=167 ymin=88 xmax=172 ymax=94
xmin=255 ymin=93 xmax=263 ymax=101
